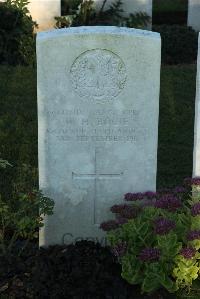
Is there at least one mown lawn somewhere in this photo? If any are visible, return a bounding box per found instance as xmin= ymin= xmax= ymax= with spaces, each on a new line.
xmin=0 ymin=64 xmax=197 ymax=191
xmin=157 ymin=64 xmax=196 ymax=188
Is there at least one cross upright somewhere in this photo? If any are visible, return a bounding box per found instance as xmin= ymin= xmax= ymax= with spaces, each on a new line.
xmin=72 ymin=147 xmax=123 ymax=224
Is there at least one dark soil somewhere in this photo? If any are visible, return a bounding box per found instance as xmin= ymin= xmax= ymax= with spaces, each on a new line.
xmin=0 ymin=241 xmax=176 ymax=299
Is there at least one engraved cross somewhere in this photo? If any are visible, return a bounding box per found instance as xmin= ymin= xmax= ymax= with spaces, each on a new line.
xmin=72 ymin=148 xmax=123 ymax=224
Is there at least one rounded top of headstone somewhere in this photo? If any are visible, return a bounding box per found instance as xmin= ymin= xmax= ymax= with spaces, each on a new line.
xmin=37 ymin=26 xmax=160 ymax=41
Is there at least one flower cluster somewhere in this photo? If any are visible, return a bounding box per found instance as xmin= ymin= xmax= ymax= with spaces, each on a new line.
xmin=187 ymin=230 xmax=200 ymax=241
xmin=100 ymin=220 xmax=120 ymax=231
xmin=143 ymin=191 xmax=157 ymax=199
xmin=100 ymin=217 xmax=128 ymax=231
xmin=180 ymin=247 xmax=196 ymax=259
xmin=101 ymin=177 xmax=200 ymax=293
xmin=183 ymin=177 xmax=192 ymax=186
xmin=191 ymin=202 xmax=200 ymax=217
xmin=154 ymin=194 xmax=182 ymax=212
xmin=184 ymin=177 xmax=200 ymax=186
xmin=111 ymin=204 xmax=140 ymax=219
xmin=173 ymin=186 xmax=187 ymax=194
xmin=112 ymin=241 xmax=127 ymax=258
xmin=124 ymin=192 xmax=144 ymax=201
xmin=158 ymin=188 xmax=171 ymax=194
xmin=139 ymin=247 xmax=160 ymax=262
xmin=124 ymin=191 xmax=157 ymax=201
xmin=191 ymin=177 xmax=200 ymax=186
xmin=110 ymin=204 xmax=127 ymax=213
xmin=154 ymin=217 xmax=175 ymax=235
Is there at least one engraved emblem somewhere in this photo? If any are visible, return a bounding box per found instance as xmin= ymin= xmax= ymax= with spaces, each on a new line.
xmin=70 ymin=49 xmax=127 ymax=101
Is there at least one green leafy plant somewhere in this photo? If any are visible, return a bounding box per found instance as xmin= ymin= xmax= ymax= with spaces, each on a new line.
xmin=0 ymin=159 xmax=12 ymax=169
xmin=7 ymin=0 xmax=30 ymax=13
xmin=100 ymin=178 xmax=200 ymax=294
xmin=0 ymin=0 xmax=37 ymax=65
xmin=55 ymin=0 xmax=150 ymax=29
xmin=0 ymin=160 xmax=54 ymax=257
xmin=127 ymin=12 xmax=151 ymax=29
xmin=0 ymin=190 xmax=54 ymax=256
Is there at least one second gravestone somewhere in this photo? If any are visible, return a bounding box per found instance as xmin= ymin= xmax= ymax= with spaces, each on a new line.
xmin=37 ymin=27 xmax=161 ymax=246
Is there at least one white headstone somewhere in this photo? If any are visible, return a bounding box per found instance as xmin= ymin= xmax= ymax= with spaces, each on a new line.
xmin=28 ymin=0 xmax=61 ymax=31
xmin=193 ymin=34 xmax=200 ymax=176
xmin=188 ymin=0 xmax=200 ymax=32
xmin=94 ymin=0 xmax=152 ymax=19
xmin=37 ymin=26 xmax=161 ymax=246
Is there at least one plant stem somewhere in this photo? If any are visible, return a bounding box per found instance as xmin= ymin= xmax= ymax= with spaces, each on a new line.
xmin=99 ymin=0 xmax=108 ymax=14
xmin=132 ymin=223 xmax=148 ymax=247
xmin=18 ymin=238 xmax=29 ymax=257
xmin=0 ymin=242 xmax=7 ymax=256
xmin=7 ymin=231 xmax=18 ymax=253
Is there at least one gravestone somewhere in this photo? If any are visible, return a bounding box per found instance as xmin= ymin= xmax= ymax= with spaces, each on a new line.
xmin=37 ymin=26 xmax=161 ymax=246
xmin=28 ymin=0 xmax=61 ymax=31
xmin=193 ymin=34 xmax=200 ymax=176
xmin=188 ymin=0 xmax=200 ymax=31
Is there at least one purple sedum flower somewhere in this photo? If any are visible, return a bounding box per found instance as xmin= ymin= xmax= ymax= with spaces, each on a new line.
xmin=187 ymin=230 xmax=200 ymax=241
xmin=184 ymin=177 xmax=200 ymax=186
xmin=173 ymin=186 xmax=187 ymax=194
xmin=124 ymin=192 xmax=145 ymax=201
xmin=116 ymin=216 xmax=129 ymax=225
xmin=180 ymin=247 xmax=196 ymax=259
xmin=183 ymin=177 xmax=192 ymax=186
xmin=124 ymin=191 xmax=157 ymax=201
xmin=110 ymin=204 xmax=140 ymax=219
xmin=191 ymin=202 xmax=200 ymax=217
xmin=154 ymin=194 xmax=182 ymax=212
xmin=154 ymin=217 xmax=175 ymax=235
xmin=100 ymin=216 xmax=130 ymax=231
xmin=111 ymin=204 xmax=127 ymax=213
xmin=100 ymin=220 xmax=119 ymax=231
xmin=112 ymin=241 xmax=127 ymax=258
xmin=139 ymin=247 xmax=160 ymax=262
xmin=157 ymin=188 xmax=171 ymax=194
xmin=191 ymin=177 xmax=200 ymax=186
xmin=144 ymin=191 xmax=158 ymax=199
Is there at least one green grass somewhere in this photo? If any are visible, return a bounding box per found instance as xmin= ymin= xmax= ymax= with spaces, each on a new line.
xmin=157 ymin=64 xmax=196 ymax=188
xmin=0 ymin=66 xmax=37 ymax=167
xmin=0 ymin=64 xmax=197 ymax=191
xmin=0 ymin=66 xmax=37 ymax=196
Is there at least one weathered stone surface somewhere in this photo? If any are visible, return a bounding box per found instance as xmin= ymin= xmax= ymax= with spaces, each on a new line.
xmin=193 ymin=34 xmax=200 ymax=177
xmin=188 ymin=0 xmax=200 ymax=32
xmin=28 ymin=0 xmax=61 ymax=31
xmin=37 ymin=26 xmax=161 ymax=246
